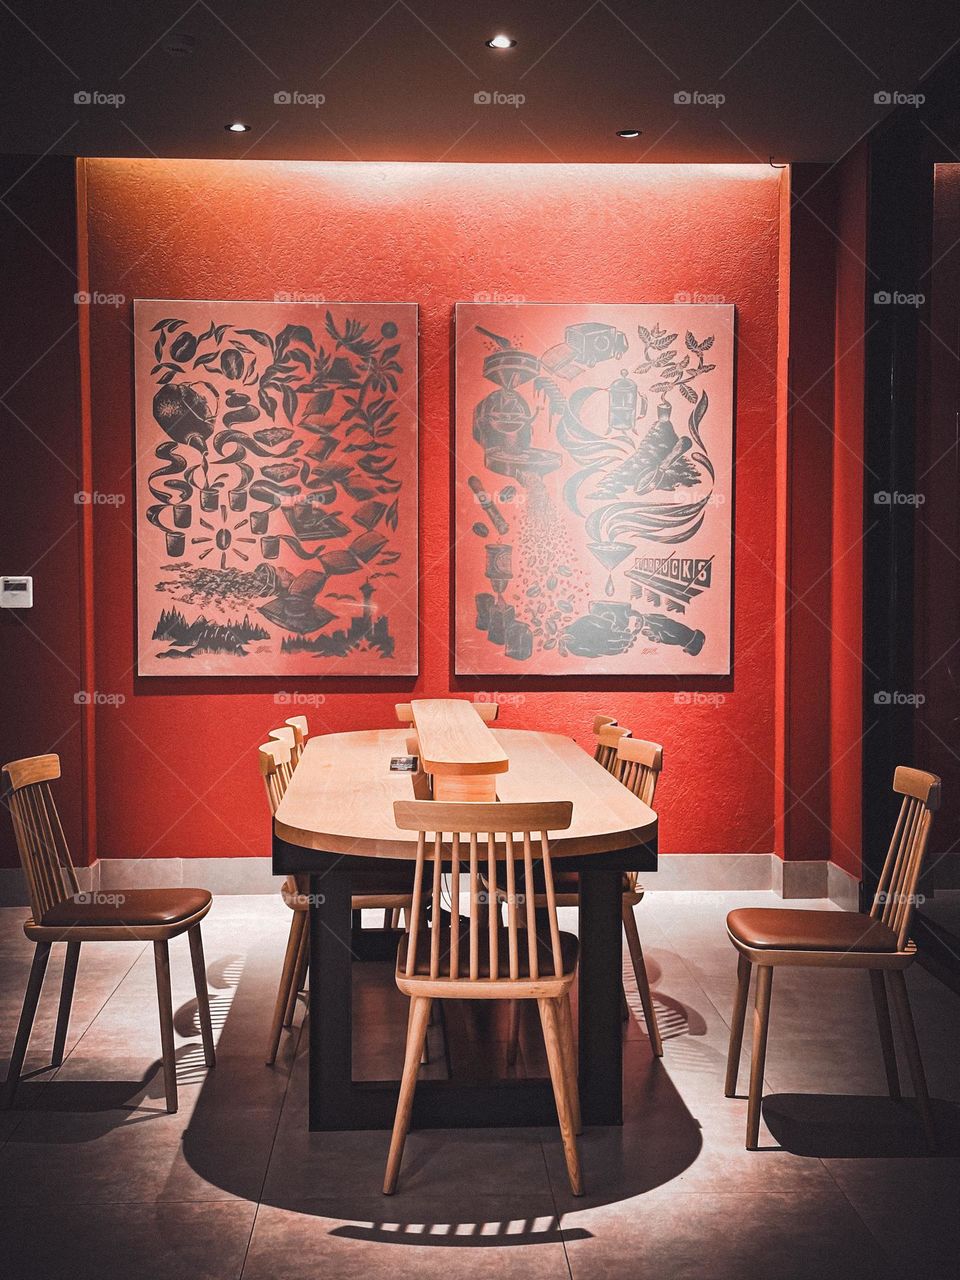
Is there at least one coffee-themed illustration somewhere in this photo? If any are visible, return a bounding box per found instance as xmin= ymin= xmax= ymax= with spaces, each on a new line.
xmin=455 ymin=303 xmax=735 ymax=675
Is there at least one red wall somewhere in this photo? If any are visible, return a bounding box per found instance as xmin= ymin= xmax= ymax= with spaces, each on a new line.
xmin=78 ymin=159 xmax=783 ymax=860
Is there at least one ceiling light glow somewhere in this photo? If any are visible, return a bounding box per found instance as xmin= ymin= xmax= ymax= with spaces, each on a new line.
xmin=226 ymin=121 xmax=251 ymax=133
xmin=486 ymin=34 xmax=516 ymax=49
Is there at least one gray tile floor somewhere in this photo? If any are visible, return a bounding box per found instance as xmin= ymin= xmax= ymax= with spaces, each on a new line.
xmin=1 ymin=891 xmax=959 ymax=1280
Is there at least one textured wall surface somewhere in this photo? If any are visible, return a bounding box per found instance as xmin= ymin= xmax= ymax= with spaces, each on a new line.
xmin=79 ymin=159 xmax=782 ymax=860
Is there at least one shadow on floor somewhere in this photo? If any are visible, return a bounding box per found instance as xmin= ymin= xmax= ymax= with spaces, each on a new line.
xmin=762 ymin=1093 xmax=960 ymax=1157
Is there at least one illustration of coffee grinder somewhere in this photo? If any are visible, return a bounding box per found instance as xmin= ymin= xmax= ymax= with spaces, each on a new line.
xmin=472 ymin=335 xmax=561 ymax=483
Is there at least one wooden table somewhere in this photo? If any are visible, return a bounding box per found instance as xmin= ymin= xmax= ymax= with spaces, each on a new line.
xmin=410 ymin=698 xmax=508 ymax=801
xmin=273 ymin=727 xmax=658 ymax=1131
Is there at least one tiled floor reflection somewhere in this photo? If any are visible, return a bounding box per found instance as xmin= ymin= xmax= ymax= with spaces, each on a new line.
xmin=2 ymin=890 xmax=959 ymax=1279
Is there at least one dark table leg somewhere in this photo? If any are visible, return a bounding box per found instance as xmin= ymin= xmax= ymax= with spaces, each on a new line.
xmin=578 ymin=865 xmax=624 ymax=1125
xmin=308 ymin=867 xmax=354 ymax=1129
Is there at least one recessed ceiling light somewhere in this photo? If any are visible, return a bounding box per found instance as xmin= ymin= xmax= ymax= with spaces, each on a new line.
xmin=486 ymin=34 xmax=516 ymax=49
xmin=617 ymin=129 xmax=641 ymax=138
xmin=225 ymin=121 xmax=250 ymax=133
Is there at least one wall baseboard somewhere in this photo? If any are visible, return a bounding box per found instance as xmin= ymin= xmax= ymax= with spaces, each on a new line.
xmin=0 ymin=852 xmax=863 ymax=907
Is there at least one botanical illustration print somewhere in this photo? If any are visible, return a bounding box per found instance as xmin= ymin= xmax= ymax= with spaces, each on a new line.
xmin=455 ymin=303 xmax=735 ymax=675
xmin=134 ymin=300 xmax=418 ymax=675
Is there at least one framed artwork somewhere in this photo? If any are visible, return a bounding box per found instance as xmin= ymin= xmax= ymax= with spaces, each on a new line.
xmin=134 ymin=299 xmax=418 ymax=676
xmin=454 ymin=302 xmax=735 ymax=675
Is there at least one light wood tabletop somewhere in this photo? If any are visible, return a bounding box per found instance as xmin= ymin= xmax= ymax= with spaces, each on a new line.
xmin=410 ymin=698 xmax=508 ymax=801
xmin=274 ymin=727 xmax=657 ymax=859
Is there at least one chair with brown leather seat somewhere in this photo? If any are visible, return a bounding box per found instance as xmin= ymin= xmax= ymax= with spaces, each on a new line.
xmin=2 ymin=754 xmax=215 ymax=1113
xmin=724 ymin=765 xmax=941 ymax=1149
xmin=384 ymin=799 xmax=582 ymax=1197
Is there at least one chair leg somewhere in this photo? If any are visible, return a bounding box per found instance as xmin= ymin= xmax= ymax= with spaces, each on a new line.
xmin=188 ymin=926 xmax=216 ymax=1069
xmin=390 ymin=908 xmax=401 ymax=929
xmin=296 ymin=920 xmax=310 ymax=992
xmin=745 ymin=964 xmax=773 ymax=1149
xmin=558 ymin=993 xmax=582 ymax=1136
xmin=3 ymin=942 xmax=51 ymax=1106
xmin=887 ymin=969 xmax=936 ymax=1150
xmin=538 ymin=997 xmax=583 ymax=1196
xmin=506 ymin=1000 xmax=521 ymax=1066
xmin=383 ymin=996 xmax=432 ymax=1194
xmin=621 ymin=902 xmax=663 ymax=1056
xmin=869 ymin=969 xmax=900 ymax=1100
xmin=725 ymin=953 xmax=752 ymax=1098
xmin=52 ymin=941 xmax=81 ymax=1068
xmin=153 ymin=940 xmax=178 ymax=1114
xmin=266 ymin=912 xmax=305 ymax=1064
xmin=284 ymin=914 xmax=308 ymax=1027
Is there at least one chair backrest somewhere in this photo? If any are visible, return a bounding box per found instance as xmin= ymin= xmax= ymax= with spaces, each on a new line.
xmin=871 ymin=766 xmax=941 ymax=948
xmin=259 ymin=740 xmax=294 ymax=816
xmin=616 ymin=738 xmax=663 ymax=807
xmin=2 ymin=755 xmax=78 ymax=922
xmin=393 ymin=799 xmax=573 ymax=982
xmin=269 ymin=725 xmax=298 ymax=761
xmin=592 ymin=714 xmax=618 ymax=735
xmin=285 ymin=715 xmax=309 ymax=764
xmin=395 ymin=702 xmax=414 ymax=726
xmin=595 ymin=724 xmax=630 ymax=773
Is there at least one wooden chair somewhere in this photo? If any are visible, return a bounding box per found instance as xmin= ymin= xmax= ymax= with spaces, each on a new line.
xmin=261 ymin=736 xmax=413 ymax=1066
xmin=284 ymin=715 xmax=309 ymax=764
xmin=595 ymin=723 xmax=631 ymax=773
xmin=615 ymin=738 xmax=664 ymax=1055
xmin=2 ymin=754 xmax=215 ymax=1113
xmin=725 ymin=765 xmax=941 ymax=1149
xmin=592 ymin=714 xmax=618 ymax=734
xmin=505 ymin=736 xmax=664 ymax=1060
xmin=384 ymin=799 xmax=583 ymax=1196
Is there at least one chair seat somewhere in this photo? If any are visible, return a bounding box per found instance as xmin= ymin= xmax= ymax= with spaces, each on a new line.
xmin=42 ymin=887 xmax=212 ymax=929
xmin=727 ymin=907 xmax=898 ymax=953
xmin=398 ymin=924 xmax=579 ymax=979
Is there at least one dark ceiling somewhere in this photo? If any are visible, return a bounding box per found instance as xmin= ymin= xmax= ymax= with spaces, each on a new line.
xmin=0 ymin=0 xmax=957 ymax=163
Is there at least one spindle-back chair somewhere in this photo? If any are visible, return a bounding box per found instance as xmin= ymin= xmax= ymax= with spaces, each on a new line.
xmin=595 ymin=723 xmax=630 ymax=773
xmin=2 ymin=755 xmax=215 ymax=1112
xmin=384 ymin=799 xmax=582 ymax=1196
xmin=261 ymin=732 xmax=413 ymax=1065
xmin=725 ymin=766 xmax=941 ymax=1149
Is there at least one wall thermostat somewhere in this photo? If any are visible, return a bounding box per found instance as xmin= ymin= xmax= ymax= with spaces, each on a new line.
xmin=0 ymin=576 xmax=33 ymax=608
